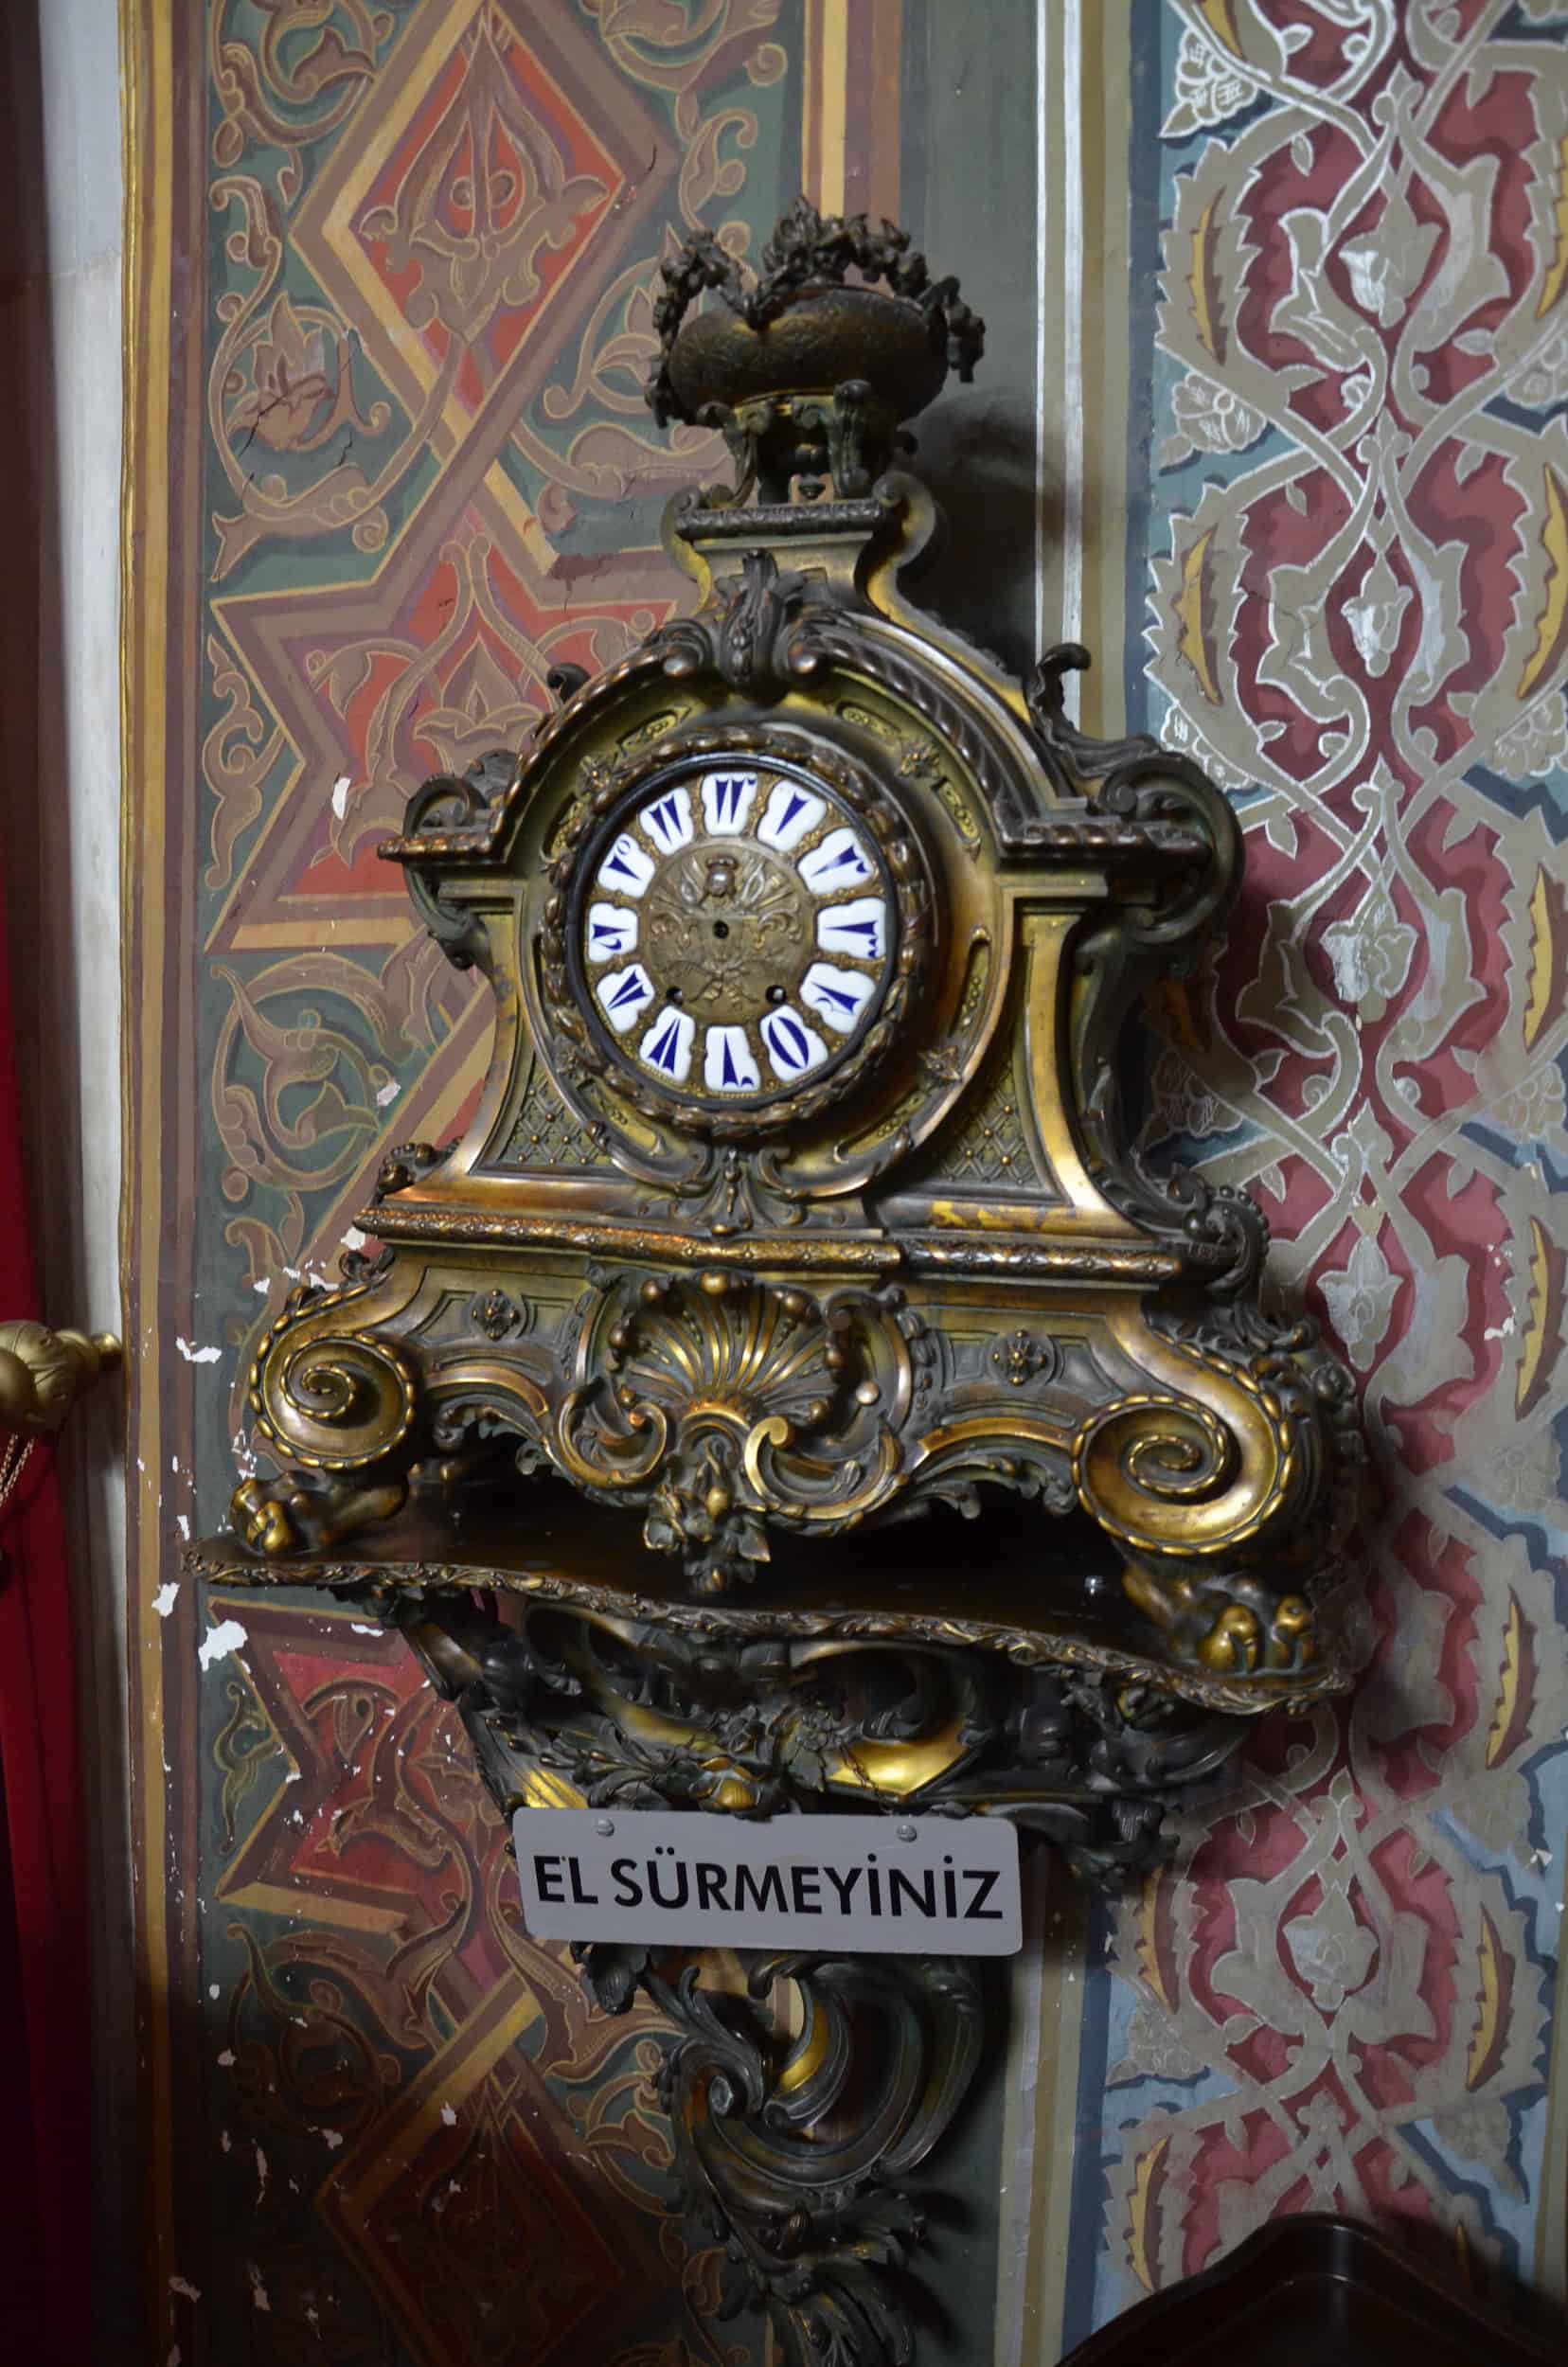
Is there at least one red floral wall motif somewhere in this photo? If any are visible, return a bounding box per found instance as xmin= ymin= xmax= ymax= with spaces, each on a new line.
xmin=1080 ymin=0 xmax=1568 ymax=2335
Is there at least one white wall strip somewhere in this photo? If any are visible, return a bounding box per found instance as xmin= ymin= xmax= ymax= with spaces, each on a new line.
xmin=1060 ymin=0 xmax=1084 ymax=652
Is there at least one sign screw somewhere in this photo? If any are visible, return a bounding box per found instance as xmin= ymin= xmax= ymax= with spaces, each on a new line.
xmin=596 ymin=1818 xmax=615 ymax=1837
xmin=895 ymin=1822 xmax=916 ymax=1842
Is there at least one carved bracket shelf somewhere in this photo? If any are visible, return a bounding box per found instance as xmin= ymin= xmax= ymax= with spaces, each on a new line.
xmin=191 ymin=1489 xmax=1347 ymax=2364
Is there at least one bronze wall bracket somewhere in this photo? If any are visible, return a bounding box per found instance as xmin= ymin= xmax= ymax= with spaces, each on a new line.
xmin=190 ymin=1498 xmax=1321 ymax=2367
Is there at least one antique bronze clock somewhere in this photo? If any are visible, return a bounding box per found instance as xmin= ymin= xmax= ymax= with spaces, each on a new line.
xmin=196 ymin=202 xmax=1363 ymax=2367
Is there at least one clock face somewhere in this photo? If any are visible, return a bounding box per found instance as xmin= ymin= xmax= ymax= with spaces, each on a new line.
xmin=573 ymin=756 xmax=897 ymax=1111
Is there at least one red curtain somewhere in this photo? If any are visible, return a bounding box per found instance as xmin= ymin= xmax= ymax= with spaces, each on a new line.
xmin=0 ymin=889 xmax=93 ymax=2362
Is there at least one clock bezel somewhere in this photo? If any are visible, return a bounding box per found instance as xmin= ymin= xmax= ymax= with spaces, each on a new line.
xmin=543 ymin=723 xmax=936 ymax=1144
xmin=573 ymin=753 xmax=897 ymax=1114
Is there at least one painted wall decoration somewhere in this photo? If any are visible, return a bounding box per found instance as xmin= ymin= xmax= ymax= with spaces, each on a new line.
xmin=131 ymin=6 xmax=803 ymax=2361
xmin=1067 ymin=0 xmax=1568 ymax=2342
xmin=121 ymin=3 xmax=1568 ymax=2364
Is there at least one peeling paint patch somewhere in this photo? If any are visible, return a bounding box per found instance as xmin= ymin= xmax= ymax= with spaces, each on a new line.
xmin=169 ymin=2276 xmax=201 ymax=2304
xmin=375 ymin=1078 xmax=400 ymax=1108
xmin=198 ymin=1618 xmax=248 ymax=1671
xmin=174 ymin=1337 xmax=223 ymax=1364
xmin=330 ymin=773 xmax=351 ymax=819
xmin=152 ymin=1581 xmax=180 ymax=1619
xmin=440 ymin=2102 xmax=457 ymax=2127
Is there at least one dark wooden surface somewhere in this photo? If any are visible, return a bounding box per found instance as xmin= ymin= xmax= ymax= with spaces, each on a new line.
xmin=1057 ymin=2215 xmax=1562 ymax=2366
xmin=187 ymin=1484 xmax=1345 ymax=1715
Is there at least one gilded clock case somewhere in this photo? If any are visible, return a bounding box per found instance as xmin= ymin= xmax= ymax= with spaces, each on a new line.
xmin=213 ymin=463 xmax=1360 ymax=1691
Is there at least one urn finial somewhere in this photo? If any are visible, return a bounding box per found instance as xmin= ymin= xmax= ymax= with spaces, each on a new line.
xmin=645 ymin=198 xmax=986 ymax=504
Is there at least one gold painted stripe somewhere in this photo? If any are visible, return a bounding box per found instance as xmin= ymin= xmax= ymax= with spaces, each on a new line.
xmin=118 ymin=0 xmax=175 ymax=2331
xmin=1076 ymin=1 xmax=1131 ymax=739
xmin=323 ymin=1981 xmax=546 ymax=2352
xmin=1035 ymin=0 xmax=1076 ymax=658
xmin=802 ymin=0 xmax=823 ymax=209
xmin=304 ymin=0 xmax=485 ymax=424
xmin=1466 ymin=1907 xmax=1506 ymax=2090
xmin=1523 ymin=866 xmax=1558 ymax=1050
xmin=227 ymin=917 xmax=418 ymax=950
xmin=1013 ymin=1872 xmax=1091 ymax=2361
xmin=1537 ymin=134 xmax=1568 ymax=318
xmin=329 ymin=1977 xmax=543 ymax=2216
xmin=1485 ymin=1597 xmax=1525 ymax=1769
xmin=1127 ymin=2132 xmax=1169 ymax=2290
xmin=1518 ymin=464 xmax=1568 ymax=698
xmin=805 ymin=0 xmax=848 ymax=217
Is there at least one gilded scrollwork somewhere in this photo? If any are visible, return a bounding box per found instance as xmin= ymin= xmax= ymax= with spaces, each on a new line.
xmin=635 ymin=1950 xmax=983 ymax=2367
xmin=346 ymin=291 xmax=1357 ymax=1682
xmin=233 ymin=1279 xmax=423 ymax=1552
xmin=246 ymin=1313 xmax=417 ymax=1468
xmin=1067 ymin=1292 xmax=1359 ymax=1673
xmin=335 ymin=1585 xmax=1253 ymax=1881
xmin=555 ymin=1271 xmax=911 ymax=1593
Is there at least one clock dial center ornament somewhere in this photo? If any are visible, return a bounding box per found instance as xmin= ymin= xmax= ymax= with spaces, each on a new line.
xmin=643 ymin=839 xmax=811 ymax=1026
xmin=574 ymin=756 xmax=896 ymax=1109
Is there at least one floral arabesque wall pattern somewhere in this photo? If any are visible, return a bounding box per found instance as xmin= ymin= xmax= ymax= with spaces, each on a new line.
xmin=1075 ymin=0 xmax=1568 ymax=2336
